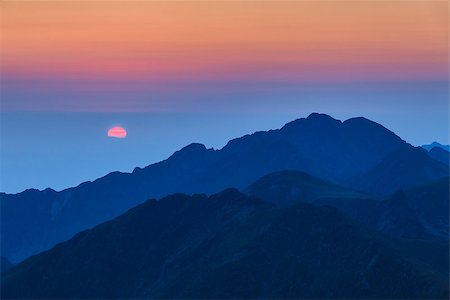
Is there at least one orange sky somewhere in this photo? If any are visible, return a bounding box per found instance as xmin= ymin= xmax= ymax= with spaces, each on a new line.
xmin=1 ymin=1 xmax=448 ymax=83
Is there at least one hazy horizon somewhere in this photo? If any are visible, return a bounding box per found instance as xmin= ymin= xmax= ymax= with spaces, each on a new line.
xmin=1 ymin=110 xmax=448 ymax=194
xmin=1 ymin=1 xmax=448 ymax=193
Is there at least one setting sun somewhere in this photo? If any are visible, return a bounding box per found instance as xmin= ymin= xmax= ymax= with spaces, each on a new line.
xmin=107 ymin=126 xmax=127 ymax=138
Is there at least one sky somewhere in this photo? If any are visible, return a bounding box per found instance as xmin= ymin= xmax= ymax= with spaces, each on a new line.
xmin=1 ymin=1 xmax=449 ymax=193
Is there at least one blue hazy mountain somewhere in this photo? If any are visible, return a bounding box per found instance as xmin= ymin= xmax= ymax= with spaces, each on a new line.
xmin=246 ymin=171 xmax=449 ymax=240
xmin=244 ymin=170 xmax=371 ymax=206
xmin=350 ymin=146 xmax=448 ymax=194
xmin=2 ymin=189 xmax=448 ymax=299
xmin=422 ymin=141 xmax=450 ymax=152
xmin=2 ymin=113 xmax=448 ymax=263
xmin=427 ymin=147 xmax=449 ymax=165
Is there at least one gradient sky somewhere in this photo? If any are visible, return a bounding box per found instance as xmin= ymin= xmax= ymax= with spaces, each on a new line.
xmin=1 ymin=1 xmax=449 ymax=193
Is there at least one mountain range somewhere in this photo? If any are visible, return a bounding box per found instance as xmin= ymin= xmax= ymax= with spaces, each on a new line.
xmin=422 ymin=141 xmax=450 ymax=152
xmin=2 ymin=113 xmax=449 ymax=299
xmin=2 ymin=188 xmax=449 ymax=299
xmin=246 ymin=171 xmax=449 ymax=240
xmin=1 ymin=113 xmax=449 ymax=265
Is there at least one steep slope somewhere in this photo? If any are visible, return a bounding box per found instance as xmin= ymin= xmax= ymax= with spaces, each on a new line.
xmin=4 ymin=113 xmax=444 ymax=263
xmin=2 ymin=190 xmax=448 ymax=299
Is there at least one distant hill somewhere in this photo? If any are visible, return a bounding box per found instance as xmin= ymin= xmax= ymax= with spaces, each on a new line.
xmin=246 ymin=171 xmax=449 ymax=240
xmin=422 ymin=142 xmax=450 ymax=152
xmin=319 ymin=177 xmax=450 ymax=240
xmin=245 ymin=170 xmax=370 ymax=206
xmin=427 ymin=147 xmax=449 ymax=165
xmin=351 ymin=146 xmax=448 ymax=195
xmin=2 ymin=113 xmax=448 ymax=263
xmin=2 ymin=190 xmax=448 ymax=299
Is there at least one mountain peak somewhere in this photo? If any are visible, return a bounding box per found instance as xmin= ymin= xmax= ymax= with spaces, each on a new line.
xmin=343 ymin=116 xmax=371 ymax=123
xmin=306 ymin=112 xmax=339 ymax=121
xmin=305 ymin=113 xmax=342 ymax=126
xmin=168 ymin=143 xmax=209 ymax=160
xmin=342 ymin=116 xmax=405 ymax=145
xmin=422 ymin=142 xmax=450 ymax=152
xmin=342 ymin=116 xmax=386 ymax=129
xmin=181 ymin=143 xmax=207 ymax=152
xmin=281 ymin=113 xmax=341 ymax=131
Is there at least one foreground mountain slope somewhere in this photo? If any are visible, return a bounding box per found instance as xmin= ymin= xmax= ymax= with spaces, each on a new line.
xmin=2 ymin=190 xmax=448 ymax=299
xmin=1 ymin=257 xmax=13 ymax=273
xmin=3 ymin=113 xmax=448 ymax=262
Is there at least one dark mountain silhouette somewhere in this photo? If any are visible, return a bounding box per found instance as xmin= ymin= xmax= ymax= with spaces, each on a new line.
xmin=2 ymin=113 xmax=448 ymax=262
xmin=2 ymin=190 xmax=448 ymax=299
xmin=422 ymin=141 xmax=450 ymax=152
xmin=1 ymin=257 xmax=13 ymax=273
xmin=427 ymin=147 xmax=449 ymax=165
xmin=246 ymin=171 xmax=449 ymax=240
